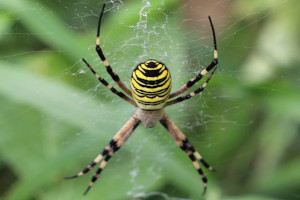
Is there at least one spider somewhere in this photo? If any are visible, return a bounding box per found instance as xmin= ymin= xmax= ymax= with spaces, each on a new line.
xmin=66 ymin=3 xmax=218 ymax=195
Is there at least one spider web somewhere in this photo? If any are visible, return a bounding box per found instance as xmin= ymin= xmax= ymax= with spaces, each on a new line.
xmin=60 ymin=1 xmax=298 ymax=199
xmin=0 ymin=0 xmax=299 ymax=200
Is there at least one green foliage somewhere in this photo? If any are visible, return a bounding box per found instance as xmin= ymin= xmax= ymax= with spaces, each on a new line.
xmin=0 ymin=0 xmax=299 ymax=200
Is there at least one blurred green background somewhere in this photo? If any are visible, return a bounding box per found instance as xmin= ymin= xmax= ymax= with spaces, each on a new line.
xmin=0 ymin=0 xmax=299 ymax=200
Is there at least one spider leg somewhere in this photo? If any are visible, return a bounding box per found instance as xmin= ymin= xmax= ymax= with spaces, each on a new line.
xmin=181 ymin=138 xmax=216 ymax=172
xmin=95 ymin=3 xmax=132 ymax=97
xmin=64 ymin=139 xmax=115 ymax=179
xmin=160 ymin=114 xmax=215 ymax=195
xmin=169 ymin=16 xmax=218 ymax=99
xmin=165 ymin=66 xmax=217 ymax=107
xmin=83 ymin=114 xmax=141 ymax=195
xmin=82 ymin=58 xmax=137 ymax=107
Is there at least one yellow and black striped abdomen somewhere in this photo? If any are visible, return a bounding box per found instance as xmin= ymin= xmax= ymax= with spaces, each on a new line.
xmin=130 ymin=59 xmax=171 ymax=110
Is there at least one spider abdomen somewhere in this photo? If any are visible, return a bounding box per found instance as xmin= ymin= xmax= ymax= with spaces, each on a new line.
xmin=130 ymin=59 xmax=171 ymax=110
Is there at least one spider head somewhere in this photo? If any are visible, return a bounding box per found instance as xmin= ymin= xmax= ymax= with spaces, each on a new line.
xmin=130 ymin=59 xmax=171 ymax=110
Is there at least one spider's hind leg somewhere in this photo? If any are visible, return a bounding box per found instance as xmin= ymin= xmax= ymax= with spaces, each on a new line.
xmin=64 ymin=139 xmax=116 ymax=179
xmin=182 ymin=138 xmax=216 ymax=172
xmin=81 ymin=114 xmax=141 ymax=195
xmin=83 ymin=150 xmax=117 ymax=195
xmin=160 ymin=114 xmax=215 ymax=195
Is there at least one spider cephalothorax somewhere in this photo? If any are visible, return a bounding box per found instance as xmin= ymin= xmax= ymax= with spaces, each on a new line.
xmin=66 ymin=3 xmax=218 ymax=196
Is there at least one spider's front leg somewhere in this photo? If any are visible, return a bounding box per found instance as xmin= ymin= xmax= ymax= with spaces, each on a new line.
xmin=65 ymin=113 xmax=141 ymax=195
xmin=94 ymin=3 xmax=132 ymax=97
xmin=165 ymin=66 xmax=217 ymax=107
xmin=168 ymin=16 xmax=218 ymax=101
xmin=82 ymin=58 xmax=137 ymax=107
xmin=160 ymin=114 xmax=215 ymax=195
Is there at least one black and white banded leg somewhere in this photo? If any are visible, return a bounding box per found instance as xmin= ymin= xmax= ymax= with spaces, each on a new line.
xmin=95 ymin=3 xmax=132 ymax=97
xmin=82 ymin=58 xmax=137 ymax=107
xmin=181 ymin=138 xmax=215 ymax=172
xmin=64 ymin=139 xmax=117 ymax=180
xmin=165 ymin=66 xmax=217 ymax=107
xmin=65 ymin=114 xmax=141 ymax=195
xmin=169 ymin=16 xmax=218 ymax=99
xmin=160 ymin=114 xmax=215 ymax=195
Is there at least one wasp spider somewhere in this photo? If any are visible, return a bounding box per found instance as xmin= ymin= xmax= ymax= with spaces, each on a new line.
xmin=66 ymin=3 xmax=218 ymax=195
